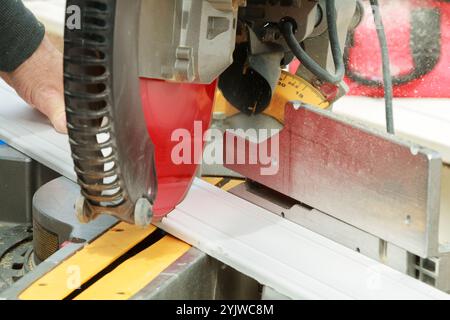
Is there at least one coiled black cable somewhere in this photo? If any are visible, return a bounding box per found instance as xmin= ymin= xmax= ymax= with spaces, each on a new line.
xmin=279 ymin=0 xmax=345 ymax=84
xmin=369 ymin=0 xmax=395 ymax=134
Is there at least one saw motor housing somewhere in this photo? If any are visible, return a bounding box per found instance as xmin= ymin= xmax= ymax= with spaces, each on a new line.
xmin=138 ymin=0 xmax=359 ymax=113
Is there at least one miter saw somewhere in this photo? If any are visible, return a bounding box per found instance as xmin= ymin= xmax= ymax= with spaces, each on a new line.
xmin=0 ymin=0 xmax=448 ymax=298
xmin=63 ymin=0 xmax=446 ymax=271
xmin=63 ymin=0 xmax=361 ymax=224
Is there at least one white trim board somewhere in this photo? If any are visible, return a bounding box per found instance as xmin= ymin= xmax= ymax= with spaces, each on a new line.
xmin=161 ymin=179 xmax=449 ymax=300
xmin=24 ymin=0 xmax=66 ymax=36
xmin=0 ymin=81 xmax=448 ymax=299
xmin=0 ymin=80 xmax=75 ymax=180
xmin=334 ymin=96 xmax=450 ymax=164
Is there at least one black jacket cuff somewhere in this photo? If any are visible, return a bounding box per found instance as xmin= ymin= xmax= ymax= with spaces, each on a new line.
xmin=0 ymin=0 xmax=45 ymax=72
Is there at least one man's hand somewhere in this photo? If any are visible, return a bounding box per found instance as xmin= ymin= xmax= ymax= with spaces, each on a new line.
xmin=0 ymin=35 xmax=67 ymax=134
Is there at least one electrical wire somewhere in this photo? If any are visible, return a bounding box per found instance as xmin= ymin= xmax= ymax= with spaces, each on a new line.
xmin=279 ymin=0 xmax=345 ymax=84
xmin=369 ymin=0 xmax=395 ymax=134
xmin=280 ymin=0 xmax=394 ymax=134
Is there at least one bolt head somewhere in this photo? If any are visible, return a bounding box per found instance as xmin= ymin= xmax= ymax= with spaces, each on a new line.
xmin=134 ymin=198 xmax=153 ymax=227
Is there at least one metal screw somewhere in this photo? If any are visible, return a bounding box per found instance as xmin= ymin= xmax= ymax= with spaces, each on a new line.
xmin=262 ymin=27 xmax=280 ymax=42
xmin=134 ymin=198 xmax=153 ymax=227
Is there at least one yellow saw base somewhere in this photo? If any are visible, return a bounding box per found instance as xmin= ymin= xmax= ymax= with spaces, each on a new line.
xmin=18 ymin=178 xmax=242 ymax=300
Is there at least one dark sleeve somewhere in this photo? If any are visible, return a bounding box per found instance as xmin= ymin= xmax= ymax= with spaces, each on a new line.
xmin=0 ymin=0 xmax=45 ymax=72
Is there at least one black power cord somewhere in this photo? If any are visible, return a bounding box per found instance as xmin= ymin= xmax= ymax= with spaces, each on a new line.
xmin=279 ymin=0 xmax=345 ymax=84
xmin=369 ymin=0 xmax=395 ymax=134
xmin=280 ymin=0 xmax=395 ymax=134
